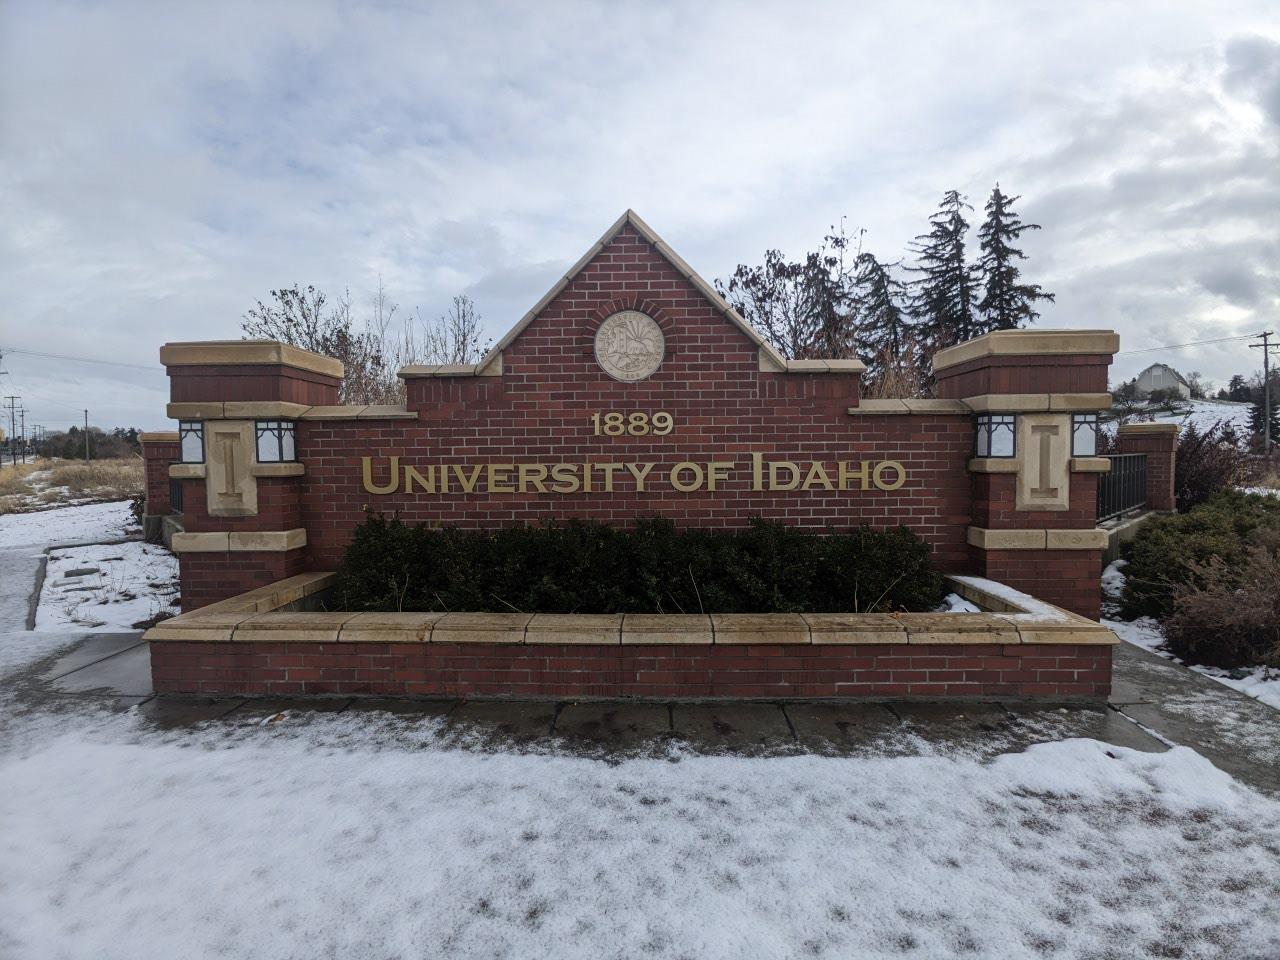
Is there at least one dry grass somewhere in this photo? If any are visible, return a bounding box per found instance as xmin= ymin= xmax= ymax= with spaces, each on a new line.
xmin=47 ymin=458 xmax=144 ymax=498
xmin=0 ymin=457 xmax=143 ymax=514
xmin=1256 ymin=471 xmax=1280 ymax=490
xmin=0 ymin=459 xmax=51 ymax=497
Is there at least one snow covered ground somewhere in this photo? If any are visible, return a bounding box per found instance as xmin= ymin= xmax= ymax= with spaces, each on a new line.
xmin=2 ymin=694 xmax=1279 ymax=960
xmin=0 ymin=498 xmax=137 ymax=548
xmin=36 ymin=540 xmax=179 ymax=629
xmin=1142 ymin=398 xmax=1253 ymax=435
xmin=1102 ymin=561 xmax=1280 ymax=712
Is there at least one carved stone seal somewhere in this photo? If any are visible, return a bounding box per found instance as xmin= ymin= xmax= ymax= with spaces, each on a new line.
xmin=594 ymin=311 xmax=665 ymax=382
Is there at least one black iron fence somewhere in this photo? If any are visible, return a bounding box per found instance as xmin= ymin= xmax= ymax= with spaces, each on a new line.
xmin=1098 ymin=453 xmax=1147 ymax=522
xmin=169 ymin=477 xmax=183 ymax=514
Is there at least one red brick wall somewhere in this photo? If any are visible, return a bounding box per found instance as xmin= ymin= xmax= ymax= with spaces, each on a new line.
xmin=935 ymin=354 xmax=1111 ymax=397
xmin=1116 ymin=430 xmax=1177 ymax=511
xmin=975 ymin=548 xmax=1102 ymax=620
xmin=970 ymin=472 xmax=1099 ymax=530
xmin=297 ymin=225 xmax=976 ymax=570
xmin=179 ymin=548 xmax=307 ymax=612
xmin=169 ymin=365 xmax=339 ymax=405
xmin=151 ymin=639 xmax=1112 ymax=700
xmin=142 ymin=440 xmax=180 ymax=515
xmin=182 ymin=477 xmax=302 ymax=533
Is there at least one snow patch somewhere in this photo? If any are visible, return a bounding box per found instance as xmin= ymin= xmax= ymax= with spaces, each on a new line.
xmin=2 ymin=710 xmax=1279 ymax=960
xmin=0 ymin=500 xmax=137 ymax=549
xmin=36 ymin=540 xmax=179 ymax=630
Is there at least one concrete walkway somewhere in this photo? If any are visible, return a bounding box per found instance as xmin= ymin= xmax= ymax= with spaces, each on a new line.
xmin=2 ymin=519 xmax=1276 ymax=789
xmin=8 ymin=626 xmax=1280 ymax=793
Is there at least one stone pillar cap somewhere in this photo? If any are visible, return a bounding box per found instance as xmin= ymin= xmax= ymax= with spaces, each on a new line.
xmin=933 ymin=329 xmax=1120 ymax=372
xmin=1117 ymin=422 xmax=1180 ymax=436
xmin=138 ymin=431 xmax=179 ymax=443
xmin=159 ymin=340 xmax=343 ymax=379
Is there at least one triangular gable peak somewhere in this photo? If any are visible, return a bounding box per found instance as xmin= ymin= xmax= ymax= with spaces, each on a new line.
xmin=399 ymin=211 xmax=865 ymax=380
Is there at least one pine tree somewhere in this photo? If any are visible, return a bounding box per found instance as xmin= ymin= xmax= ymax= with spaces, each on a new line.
xmin=1249 ymin=395 xmax=1280 ymax=441
xmin=908 ymin=190 xmax=979 ymax=354
xmin=976 ymin=184 xmax=1054 ymax=332
xmin=853 ymin=252 xmax=910 ymax=365
xmin=1227 ymin=374 xmax=1249 ymax=402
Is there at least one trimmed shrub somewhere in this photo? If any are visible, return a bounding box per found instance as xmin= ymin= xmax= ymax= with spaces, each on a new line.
xmin=1163 ymin=543 xmax=1280 ymax=669
xmin=334 ymin=515 xmax=945 ymax=614
xmin=1119 ymin=490 xmax=1280 ymax=620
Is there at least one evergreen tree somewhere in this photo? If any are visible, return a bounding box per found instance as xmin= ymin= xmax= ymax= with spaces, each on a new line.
xmin=908 ymin=190 xmax=979 ymax=353
xmin=1249 ymin=395 xmax=1280 ymax=441
xmin=1227 ymin=374 xmax=1250 ymax=402
xmin=853 ymin=252 xmax=910 ymax=366
xmin=976 ymin=184 xmax=1054 ymax=332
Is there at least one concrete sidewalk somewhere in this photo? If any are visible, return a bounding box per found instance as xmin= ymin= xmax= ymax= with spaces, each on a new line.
xmin=5 ymin=624 xmax=1278 ymax=792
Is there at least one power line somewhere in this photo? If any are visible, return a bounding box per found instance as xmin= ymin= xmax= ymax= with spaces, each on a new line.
xmin=1115 ymin=333 xmax=1259 ymax=357
xmin=0 ymin=346 xmax=163 ymax=372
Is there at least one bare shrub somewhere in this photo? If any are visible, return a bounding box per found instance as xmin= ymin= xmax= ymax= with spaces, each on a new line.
xmin=1164 ymin=539 xmax=1280 ymax=670
xmin=861 ymin=341 xmax=930 ymax=400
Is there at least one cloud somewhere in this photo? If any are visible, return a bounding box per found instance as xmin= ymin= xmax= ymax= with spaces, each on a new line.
xmin=0 ymin=1 xmax=1277 ymax=425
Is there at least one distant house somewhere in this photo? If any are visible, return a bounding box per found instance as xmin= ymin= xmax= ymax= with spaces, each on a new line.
xmin=1133 ymin=363 xmax=1191 ymax=399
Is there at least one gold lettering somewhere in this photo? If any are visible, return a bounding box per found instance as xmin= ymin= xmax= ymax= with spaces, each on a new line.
xmin=873 ymin=460 xmax=906 ymax=491
xmin=404 ymin=464 xmax=435 ymax=493
xmin=750 ymin=452 xmax=764 ymax=491
xmin=582 ymin=463 xmax=592 ymax=493
xmin=839 ymin=460 xmax=871 ymax=491
xmin=362 ymin=456 xmax=400 ymax=495
xmin=454 ymin=464 xmax=483 ymax=494
xmin=801 ymin=462 xmax=834 ymax=491
xmin=768 ymin=460 xmax=800 ymax=491
xmin=550 ymin=463 xmax=580 ymax=494
xmin=707 ymin=461 xmax=734 ymax=491
xmin=625 ymin=462 xmax=656 ymax=491
xmin=670 ymin=462 xmax=705 ymax=492
xmin=518 ymin=464 xmax=548 ymax=493
xmin=488 ymin=463 xmax=515 ymax=493
xmin=598 ymin=463 xmax=623 ymax=492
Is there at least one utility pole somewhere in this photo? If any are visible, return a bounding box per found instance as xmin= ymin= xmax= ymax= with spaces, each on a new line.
xmin=18 ymin=407 xmax=27 ymax=464
xmin=1251 ymin=331 xmax=1277 ymax=452
xmin=83 ymin=409 xmax=90 ymax=462
xmin=4 ymin=395 xmax=18 ymax=466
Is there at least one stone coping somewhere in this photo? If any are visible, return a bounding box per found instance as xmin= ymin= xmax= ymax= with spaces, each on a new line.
xmin=166 ymin=401 xmax=418 ymax=421
xmin=145 ymin=574 xmax=1117 ymax=647
xmin=1116 ymin=422 xmax=1180 ymax=436
xmin=850 ymin=393 xmax=1111 ymax=416
xmin=931 ymin=329 xmax=1119 ymax=371
xmin=139 ymin=431 xmax=179 ymax=443
xmin=160 ymin=340 xmax=344 ymax=380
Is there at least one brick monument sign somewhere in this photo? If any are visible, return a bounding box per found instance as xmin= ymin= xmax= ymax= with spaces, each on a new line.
xmin=141 ymin=211 xmax=1165 ymax=701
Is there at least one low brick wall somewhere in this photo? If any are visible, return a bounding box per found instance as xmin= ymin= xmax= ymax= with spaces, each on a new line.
xmin=151 ymin=640 xmax=1112 ymax=700
xmin=145 ymin=573 xmax=1117 ymax=701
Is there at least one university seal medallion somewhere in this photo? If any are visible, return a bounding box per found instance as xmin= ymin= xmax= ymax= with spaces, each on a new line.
xmin=594 ymin=311 xmax=665 ymax=381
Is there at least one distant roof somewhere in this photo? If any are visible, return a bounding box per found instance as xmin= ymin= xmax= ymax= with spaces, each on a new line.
xmin=1136 ymin=362 xmax=1190 ymax=387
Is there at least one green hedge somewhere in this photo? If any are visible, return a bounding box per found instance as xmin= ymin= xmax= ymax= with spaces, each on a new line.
xmin=1119 ymin=490 xmax=1280 ymax=620
xmin=333 ymin=515 xmax=945 ymax=614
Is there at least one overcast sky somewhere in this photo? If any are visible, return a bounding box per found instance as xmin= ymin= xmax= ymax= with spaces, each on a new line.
xmin=1 ymin=1 xmax=1278 ymax=432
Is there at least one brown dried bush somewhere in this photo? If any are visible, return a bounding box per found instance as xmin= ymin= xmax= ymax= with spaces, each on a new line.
xmin=1163 ymin=533 xmax=1280 ymax=669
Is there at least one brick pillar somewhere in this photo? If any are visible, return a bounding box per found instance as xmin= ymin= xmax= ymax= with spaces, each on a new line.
xmin=933 ymin=329 xmax=1120 ymax=620
xmin=138 ymin=432 xmax=180 ymax=543
xmin=1115 ymin=423 xmax=1178 ymax=512
xmin=159 ymin=341 xmax=344 ymax=611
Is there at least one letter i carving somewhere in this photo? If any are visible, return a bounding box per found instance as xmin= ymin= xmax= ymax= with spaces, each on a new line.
xmin=217 ymin=433 xmax=241 ymax=498
xmin=1031 ymin=424 xmax=1059 ymax=498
